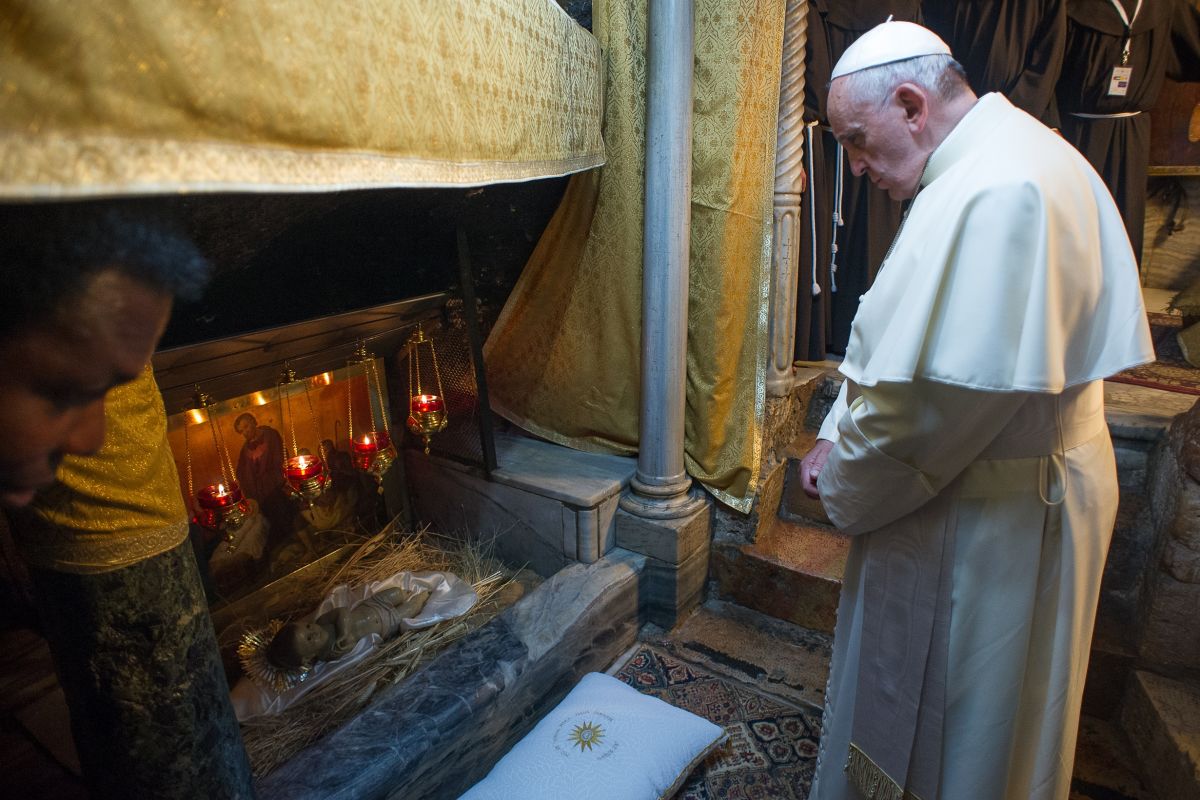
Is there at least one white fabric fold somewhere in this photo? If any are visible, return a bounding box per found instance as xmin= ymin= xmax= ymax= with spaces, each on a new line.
xmin=819 ymin=381 xmax=1028 ymax=535
xmin=839 ymin=94 xmax=1153 ymax=393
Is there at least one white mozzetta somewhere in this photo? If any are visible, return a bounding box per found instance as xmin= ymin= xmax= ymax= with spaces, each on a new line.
xmin=840 ymin=93 xmax=1154 ymax=393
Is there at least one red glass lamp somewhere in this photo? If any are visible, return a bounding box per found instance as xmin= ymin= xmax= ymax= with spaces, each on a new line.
xmin=195 ymin=480 xmax=252 ymax=533
xmin=277 ymin=367 xmax=331 ymax=505
xmin=183 ymin=388 xmax=257 ymax=545
xmin=348 ymin=342 xmax=399 ymax=484
xmin=405 ymin=326 xmax=448 ymax=454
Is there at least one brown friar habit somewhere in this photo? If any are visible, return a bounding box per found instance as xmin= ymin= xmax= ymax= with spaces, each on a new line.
xmin=1058 ymin=0 xmax=1200 ymax=266
xmin=923 ymin=0 xmax=1068 ymax=126
xmin=794 ymin=1 xmax=920 ymax=360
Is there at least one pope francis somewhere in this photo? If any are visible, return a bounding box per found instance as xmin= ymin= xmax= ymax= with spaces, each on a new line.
xmin=801 ymin=20 xmax=1154 ymax=800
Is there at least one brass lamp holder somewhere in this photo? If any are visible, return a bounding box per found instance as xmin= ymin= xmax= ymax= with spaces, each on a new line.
xmin=278 ymin=366 xmax=332 ymax=506
xmin=185 ymin=387 xmax=254 ymax=546
xmin=405 ymin=325 xmax=449 ymax=455
xmin=348 ymin=341 xmax=399 ymax=486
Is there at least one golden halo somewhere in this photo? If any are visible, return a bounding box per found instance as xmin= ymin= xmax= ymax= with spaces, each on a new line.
xmin=237 ymin=619 xmax=313 ymax=693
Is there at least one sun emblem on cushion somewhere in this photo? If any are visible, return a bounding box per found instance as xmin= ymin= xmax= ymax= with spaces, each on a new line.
xmin=568 ymin=721 xmax=605 ymax=752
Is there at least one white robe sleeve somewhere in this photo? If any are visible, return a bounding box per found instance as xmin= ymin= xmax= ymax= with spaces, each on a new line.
xmin=817 ymin=379 xmax=1029 ymax=535
xmin=816 ymin=380 xmax=849 ymax=443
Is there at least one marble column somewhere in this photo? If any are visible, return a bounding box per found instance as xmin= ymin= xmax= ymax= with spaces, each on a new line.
xmin=620 ymin=0 xmax=705 ymax=522
xmin=616 ymin=0 xmax=710 ymax=630
xmin=767 ymin=0 xmax=809 ymax=397
xmin=32 ymin=539 xmax=256 ymax=799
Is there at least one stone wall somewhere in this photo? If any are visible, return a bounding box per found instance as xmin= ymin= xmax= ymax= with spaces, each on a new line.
xmin=1143 ymin=176 xmax=1200 ymax=292
xmin=710 ymin=369 xmax=828 ymax=545
xmin=1136 ymin=397 xmax=1200 ymax=678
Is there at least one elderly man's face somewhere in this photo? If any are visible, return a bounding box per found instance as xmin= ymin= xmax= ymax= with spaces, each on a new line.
xmin=0 ymin=270 xmax=171 ymax=507
xmin=828 ymin=79 xmax=927 ymax=201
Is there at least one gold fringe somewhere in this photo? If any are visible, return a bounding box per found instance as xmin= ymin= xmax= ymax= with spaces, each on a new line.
xmin=845 ymin=743 xmax=923 ymax=800
xmin=0 ymin=131 xmax=605 ymax=197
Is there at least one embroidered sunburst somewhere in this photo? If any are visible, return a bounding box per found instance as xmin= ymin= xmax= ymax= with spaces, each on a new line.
xmin=568 ymin=721 xmax=605 ymax=752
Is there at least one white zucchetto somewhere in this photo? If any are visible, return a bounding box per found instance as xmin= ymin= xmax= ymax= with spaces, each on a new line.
xmin=830 ymin=20 xmax=952 ymax=80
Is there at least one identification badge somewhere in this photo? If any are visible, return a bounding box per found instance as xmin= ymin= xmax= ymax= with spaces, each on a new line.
xmin=1108 ymin=66 xmax=1133 ymax=96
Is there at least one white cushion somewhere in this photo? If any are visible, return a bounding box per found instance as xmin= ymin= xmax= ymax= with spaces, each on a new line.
xmin=459 ymin=671 xmax=725 ymax=800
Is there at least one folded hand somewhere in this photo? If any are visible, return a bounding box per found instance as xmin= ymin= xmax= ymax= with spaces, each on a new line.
xmin=799 ymin=439 xmax=834 ymax=499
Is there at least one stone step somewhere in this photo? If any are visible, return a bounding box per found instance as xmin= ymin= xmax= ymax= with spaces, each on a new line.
xmin=779 ymin=430 xmax=832 ymax=527
xmin=710 ymin=517 xmax=850 ymax=634
xmin=1119 ymin=670 xmax=1200 ymax=800
xmin=640 ymin=598 xmax=831 ymax=711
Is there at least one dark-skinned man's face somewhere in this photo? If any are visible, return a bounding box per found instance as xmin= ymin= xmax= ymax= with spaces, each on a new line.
xmin=0 ymin=269 xmax=172 ymax=507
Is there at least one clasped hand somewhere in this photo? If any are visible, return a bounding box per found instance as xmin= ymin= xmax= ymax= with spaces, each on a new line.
xmin=799 ymin=439 xmax=833 ymax=499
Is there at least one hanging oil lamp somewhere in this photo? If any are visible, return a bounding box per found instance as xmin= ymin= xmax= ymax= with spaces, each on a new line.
xmin=278 ymin=366 xmax=331 ymax=505
xmin=405 ymin=324 xmax=448 ymax=454
xmin=184 ymin=388 xmax=254 ymax=544
xmin=195 ymin=481 xmax=250 ymax=532
xmin=347 ymin=342 xmax=398 ymax=484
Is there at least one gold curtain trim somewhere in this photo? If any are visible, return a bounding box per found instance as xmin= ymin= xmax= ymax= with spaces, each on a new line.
xmin=0 ymin=132 xmax=606 ymax=198
xmin=846 ymin=743 xmax=924 ymax=800
xmin=688 ymin=195 xmax=775 ymax=514
xmin=14 ymin=519 xmax=190 ymax=575
xmin=0 ymin=0 xmax=604 ymax=195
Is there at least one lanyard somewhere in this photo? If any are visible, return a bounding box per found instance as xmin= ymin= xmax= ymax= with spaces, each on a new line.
xmin=1107 ymin=0 xmax=1144 ymax=64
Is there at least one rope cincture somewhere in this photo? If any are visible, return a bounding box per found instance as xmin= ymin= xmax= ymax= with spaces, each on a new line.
xmin=807 ymin=120 xmax=821 ymax=296
xmin=1039 ymin=394 xmax=1069 ymax=507
xmin=831 ymin=142 xmax=846 ymax=293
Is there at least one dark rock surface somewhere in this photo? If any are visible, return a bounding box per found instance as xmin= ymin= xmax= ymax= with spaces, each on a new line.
xmin=32 ymin=540 xmax=254 ymax=799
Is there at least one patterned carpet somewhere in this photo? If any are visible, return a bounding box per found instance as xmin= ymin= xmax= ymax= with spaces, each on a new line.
xmin=612 ymin=644 xmax=1149 ymax=800
xmin=613 ymin=645 xmax=821 ymax=799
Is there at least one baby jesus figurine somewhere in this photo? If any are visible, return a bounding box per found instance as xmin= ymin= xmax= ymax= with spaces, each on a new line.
xmin=267 ymin=587 xmax=431 ymax=670
xmin=240 ymin=586 xmax=430 ymax=692
xmin=232 ymin=571 xmax=478 ymax=718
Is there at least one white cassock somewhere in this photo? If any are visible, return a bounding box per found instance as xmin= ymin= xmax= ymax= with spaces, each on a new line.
xmin=809 ymin=93 xmax=1154 ymax=800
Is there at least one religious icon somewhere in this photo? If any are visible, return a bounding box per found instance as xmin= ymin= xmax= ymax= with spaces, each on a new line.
xmin=167 ymin=364 xmax=394 ymax=605
xmin=234 ymin=412 xmax=286 ymax=504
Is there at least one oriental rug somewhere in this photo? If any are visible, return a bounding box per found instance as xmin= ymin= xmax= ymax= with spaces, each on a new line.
xmin=1107 ymin=315 xmax=1200 ymax=395
xmin=612 ymin=645 xmax=820 ymax=799
xmin=611 ymin=645 xmax=1146 ymax=800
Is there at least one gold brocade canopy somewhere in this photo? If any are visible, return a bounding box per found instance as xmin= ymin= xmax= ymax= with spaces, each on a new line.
xmin=0 ymin=0 xmax=604 ymax=196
